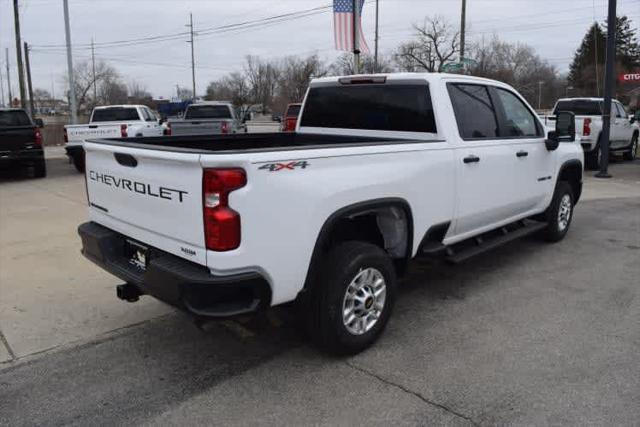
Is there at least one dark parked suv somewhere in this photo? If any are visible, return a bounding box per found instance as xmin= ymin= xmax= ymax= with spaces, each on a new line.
xmin=0 ymin=109 xmax=46 ymax=178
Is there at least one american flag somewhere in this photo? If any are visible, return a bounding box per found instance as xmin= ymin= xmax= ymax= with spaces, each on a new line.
xmin=333 ymin=0 xmax=370 ymax=54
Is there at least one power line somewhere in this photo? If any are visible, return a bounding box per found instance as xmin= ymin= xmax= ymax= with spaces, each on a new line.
xmin=30 ymin=3 xmax=340 ymax=51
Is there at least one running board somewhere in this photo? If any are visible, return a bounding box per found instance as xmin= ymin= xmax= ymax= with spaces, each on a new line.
xmin=445 ymin=221 xmax=547 ymax=264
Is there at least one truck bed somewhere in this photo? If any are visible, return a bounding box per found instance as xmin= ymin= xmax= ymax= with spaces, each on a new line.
xmin=88 ymin=132 xmax=414 ymax=154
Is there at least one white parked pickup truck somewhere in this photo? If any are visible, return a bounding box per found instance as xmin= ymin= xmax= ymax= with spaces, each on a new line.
xmin=546 ymin=97 xmax=639 ymax=169
xmin=64 ymin=105 xmax=163 ymax=172
xmin=78 ymin=73 xmax=583 ymax=354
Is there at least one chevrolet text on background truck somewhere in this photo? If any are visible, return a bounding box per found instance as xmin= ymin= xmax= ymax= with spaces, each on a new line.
xmin=77 ymin=73 xmax=583 ymax=354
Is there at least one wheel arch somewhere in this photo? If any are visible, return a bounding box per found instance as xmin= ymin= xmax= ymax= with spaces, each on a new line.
xmin=300 ymin=198 xmax=414 ymax=297
xmin=557 ymin=159 xmax=583 ymax=204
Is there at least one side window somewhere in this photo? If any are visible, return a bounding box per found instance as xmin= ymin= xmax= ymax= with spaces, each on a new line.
xmin=615 ymin=103 xmax=627 ymax=119
xmin=143 ymin=108 xmax=155 ymax=122
xmin=447 ymin=84 xmax=498 ymax=139
xmin=495 ymin=88 xmax=541 ymax=137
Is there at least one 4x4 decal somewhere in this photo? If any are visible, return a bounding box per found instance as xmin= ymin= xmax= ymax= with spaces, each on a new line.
xmin=258 ymin=161 xmax=309 ymax=172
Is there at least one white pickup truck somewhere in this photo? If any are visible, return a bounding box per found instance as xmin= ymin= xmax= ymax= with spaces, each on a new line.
xmin=64 ymin=105 xmax=163 ymax=172
xmin=78 ymin=73 xmax=583 ymax=354
xmin=546 ymin=98 xmax=639 ymax=169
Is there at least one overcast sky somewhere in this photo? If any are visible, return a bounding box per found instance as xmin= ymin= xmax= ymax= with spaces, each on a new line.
xmin=0 ymin=0 xmax=638 ymax=100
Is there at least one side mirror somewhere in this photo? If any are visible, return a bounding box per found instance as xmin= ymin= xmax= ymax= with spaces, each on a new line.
xmin=630 ymin=116 xmax=636 ymax=124
xmin=34 ymin=118 xmax=44 ymax=128
xmin=548 ymin=110 xmax=575 ymax=148
xmin=545 ymin=131 xmax=560 ymax=151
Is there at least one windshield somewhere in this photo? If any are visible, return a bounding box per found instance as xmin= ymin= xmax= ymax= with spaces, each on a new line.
xmin=285 ymin=104 xmax=301 ymax=117
xmin=92 ymin=107 xmax=140 ymax=122
xmin=185 ymin=105 xmax=232 ymax=119
xmin=553 ymin=100 xmax=602 ymax=116
xmin=300 ymin=84 xmax=437 ymax=133
xmin=0 ymin=110 xmax=31 ymax=126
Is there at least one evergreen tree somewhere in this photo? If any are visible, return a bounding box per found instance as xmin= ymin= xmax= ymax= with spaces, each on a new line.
xmin=568 ymin=16 xmax=639 ymax=96
xmin=606 ymin=16 xmax=640 ymax=68
xmin=568 ymin=22 xmax=606 ymax=96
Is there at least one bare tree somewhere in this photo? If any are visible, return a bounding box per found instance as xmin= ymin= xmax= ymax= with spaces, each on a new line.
xmin=176 ymin=86 xmax=193 ymax=101
xmin=32 ymin=88 xmax=51 ymax=111
xmin=128 ymin=81 xmax=152 ymax=102
xmin=64 ymin=60 xmax=121 ymax=112
xmin=244 ymin=55 xmax=279 ymax=111
xmin=468 ymin=36 xmax=562 ymax=108
xmin=205 ymin=72 xmax=251 ymax=117
xmin=395 ymin=16 xmax=460 ymax=72
xmin=273 ymin=55 xmax=327 ymax=113
xmin=330 ymin=53 xmax=394 ymax=75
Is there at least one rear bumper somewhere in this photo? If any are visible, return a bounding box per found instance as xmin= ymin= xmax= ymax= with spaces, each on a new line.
xmin=0 ymin=148 xmax=44 ymax=168
xmin=78 ymin=221 xmax=271 ymax=317
xmin=65 ymin=144 xmax=84 ymax=157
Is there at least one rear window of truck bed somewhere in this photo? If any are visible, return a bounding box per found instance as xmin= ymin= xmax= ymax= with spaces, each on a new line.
xmin=300 ymin=84 xmax=437 ymax=133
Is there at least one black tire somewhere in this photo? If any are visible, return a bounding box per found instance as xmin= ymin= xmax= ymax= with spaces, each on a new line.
xmin=541 ymin=181 xmax=574 ymax=242
xmin=33 ymin=159 xmax=47 ymax=178
xmin=73 ymin=151 xmax=85 ymax=173
xmin=622 ymin=133 xmax=638 ymax=161
xmin=307 ymin=241 xmax=396 ymax=355
xmin=585 ymin=138 xmax=601 ymax=170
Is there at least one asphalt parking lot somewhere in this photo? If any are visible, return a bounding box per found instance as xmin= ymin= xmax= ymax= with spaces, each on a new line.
xmin=1 ymin=152 xmax=639 ymax=426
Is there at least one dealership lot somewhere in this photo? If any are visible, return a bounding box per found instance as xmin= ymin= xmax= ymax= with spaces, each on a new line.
xmin=1 ymin=153 xmax=639 ymax=425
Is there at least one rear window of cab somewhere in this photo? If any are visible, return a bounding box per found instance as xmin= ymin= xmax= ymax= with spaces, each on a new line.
xmin=300 ymin=84 xmax=437 ymax=133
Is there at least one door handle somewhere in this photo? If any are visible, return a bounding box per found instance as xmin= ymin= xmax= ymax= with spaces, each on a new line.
xmin=463 ymin=155 xmax=480 ymax=164
xmin=516 ymin=150 xmax=529 ymax=158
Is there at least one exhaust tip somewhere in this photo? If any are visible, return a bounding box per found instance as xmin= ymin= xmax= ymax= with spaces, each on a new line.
xmin=116 ymin=283 xmax=141 ymax=303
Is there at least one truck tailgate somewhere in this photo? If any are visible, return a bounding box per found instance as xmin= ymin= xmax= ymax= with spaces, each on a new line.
xmin=171 ymin=121 xmax=223 ymax=136
xmin=84 ymin=141 xmax=206 ymax=265
xmin=0 ymin=126 xmax=35 ymax=151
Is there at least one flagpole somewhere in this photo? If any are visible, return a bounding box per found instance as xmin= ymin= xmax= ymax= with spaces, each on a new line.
xmin=353 ymin=0 xmax=360 ymax=74
xmin=374 ymin=0 xmax=379 ymax=72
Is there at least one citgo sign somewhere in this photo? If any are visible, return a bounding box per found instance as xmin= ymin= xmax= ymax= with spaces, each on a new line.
xmin=618 ymin=73 xmax=640 ymax=83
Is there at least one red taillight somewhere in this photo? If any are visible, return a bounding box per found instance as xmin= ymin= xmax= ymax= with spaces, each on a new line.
xmin=203 ymin=168 xmax=246 ymax=251
xmin=165 ymin=123 xmax=172 ymax=136
xmin=120 ymin=124 xmax=128 ymax=138
xmin=220 ymin=121 xmax=229 ymax=134
xmin=583 ymin=118 xmax=591 ymax=136
xmin=34 ymin=128 xmax=42 ymax=146
xmin=63 ymin=127 xmax=68 ymax=143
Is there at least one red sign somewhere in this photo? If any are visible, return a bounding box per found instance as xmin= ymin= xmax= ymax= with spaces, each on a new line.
xmin=618 ymin=72 xmax=640 ymax=83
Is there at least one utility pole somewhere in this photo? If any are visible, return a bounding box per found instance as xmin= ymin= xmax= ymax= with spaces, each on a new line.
xmin=187 ymin=13 xmax=196 ymax=100
xmin=91 ymin=38 xmax=97 ymax=105
xmin=13 ymin=0 xmax=27 ymax=109
xmin=537 ymin=81 xmax=544 ymax=110
xmin=352 ymin=0 xmax=361 ymax=74
xmin=63 ymin=0 xmax=77 ymax=124
xmin=0 ymin=62 xmax=4 ymax=107
xmin=24 ymin=42 xmax=34 ymax=117
xmin=595 ymin=0 xmax=617 ymax=179
xmin=5 ymin=48 xmax=13 ymax=106
xmin=459 ymin=0 xmax=467 ymax=62
xmin=374 ymin=0 xmax=379 ymax=73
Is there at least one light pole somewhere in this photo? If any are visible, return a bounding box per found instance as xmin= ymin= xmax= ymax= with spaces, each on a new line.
xmin=537 ymin=81 xmax=544 ymax=110
xmin=63 ymin=0 xmax=77 ymax=124
xmin=595 ymin=0 xmax=617 ymax=179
